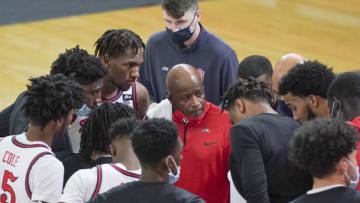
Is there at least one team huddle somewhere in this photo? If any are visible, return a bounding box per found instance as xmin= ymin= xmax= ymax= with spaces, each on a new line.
xmin=1 ymin=0 xmax=360 ymax=203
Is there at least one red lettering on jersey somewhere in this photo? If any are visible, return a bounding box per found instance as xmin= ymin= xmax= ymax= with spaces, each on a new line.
xmin=2 ymin=151 xmax=9 ymax=163
xmin=79 ymin=119 xmax=87 ymax=133
xmin=2 ymin=151 xmax=19 ymax=167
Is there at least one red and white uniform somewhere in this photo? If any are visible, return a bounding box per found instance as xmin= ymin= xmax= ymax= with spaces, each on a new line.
xmin=102 ymin=83 xmax=137 ymax=109
xmin=68 ymin=83 xmax=137 ymax=153
xmin=0 ymin=133 xmax=64 ymax=203
xmin=68 ymin=114 xmax=87 ymax=153
xmin=59 ymin=163 xmax=140 ymax=203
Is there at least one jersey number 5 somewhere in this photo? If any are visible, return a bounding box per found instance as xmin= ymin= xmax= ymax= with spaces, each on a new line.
xmin=1 ymin=170 xmax=18 ymax=203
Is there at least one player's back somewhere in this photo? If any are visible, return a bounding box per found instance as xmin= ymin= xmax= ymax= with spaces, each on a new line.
xmin=0 ymin=133 xmax=64 ymax=203
xmin=60 ymin=162 xmax=140 ymax=203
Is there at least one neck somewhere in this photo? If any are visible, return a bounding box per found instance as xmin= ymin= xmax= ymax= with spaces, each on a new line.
xmin=184 ymin=22 xmax=201 ymax=47
xmin=90 ymin=151 xmax=111 ymax=161
xmin=313 ymin=175 xmax=346 ymax=189
xmin=249 ymin=102 xmax=277 ymax=116
xmin=315 ymin=98 xmax=330 ymax=118
xmin=26 ymin=124 xmax=54 ymax=147
xmin=113 ymin=149 xmax=140 ymax=171
xmin=101 ymin=75 xmax=118 ymax=100
xmin=139 ymin=166 xmax=167 ymax=183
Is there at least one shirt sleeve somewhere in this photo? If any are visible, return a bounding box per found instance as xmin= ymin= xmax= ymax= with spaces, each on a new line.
xmin=59 ymin=168 xmax=96 ymax=203
xmin=30 ymin=155 xmax=64 ymax=202
xmin=229 ymin=124 xmax=270 ymax=203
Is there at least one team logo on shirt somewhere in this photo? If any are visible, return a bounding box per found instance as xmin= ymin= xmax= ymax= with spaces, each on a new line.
xmin=161 ymin=66 xmax=170 ymax=72
xmin=203 ymin=141 xmax=216 ymax=146
xmin=123 ymin=94 xmax=133 ymax=100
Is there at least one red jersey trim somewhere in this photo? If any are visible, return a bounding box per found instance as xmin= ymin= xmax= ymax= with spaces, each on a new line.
xmin=132 ymin=83 xmax=137 ymax=111
xmin=102 ymin=89 xmax=123 ymax=103
xmin=92 ymin=165 xmax=103 ymax=198
xmin=109 ymin=163 xmax=140 ymax=179
xmin=25 ymin=152 xmax=53 ymax=199
xmin=12 ymin=136 xmax=49 ymax=149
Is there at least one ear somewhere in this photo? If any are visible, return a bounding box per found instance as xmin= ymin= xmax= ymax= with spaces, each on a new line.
xmin=307 ymin=95 xmax=319 ymax=108
xmin=55 ymin=117 xmax=65 ymax=127
xmin=338 ymin=157 xmax=349 ymax=174
xmin=101 ymin=55 xmax=111 ymax=68
xmin=234 ymin=98 xmax=245 ymax=113
xmin=167 ymin=95 xmax=178 ymax=111
xmin=196 ymin=9 xmax=201 ymax=21
xmin=109 ymin=144 xmax=116 ymax=157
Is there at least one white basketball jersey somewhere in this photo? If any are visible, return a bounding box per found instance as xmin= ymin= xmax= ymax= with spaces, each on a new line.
xmin=68 ymin=83 xmax=137 ymax=153
xmin=102 ymin=83 xmax=137 ymax=109
xmin=60 ymin=163 xmax=140 ymax=203
xmin=68 ymin=114 xmax=87 ymax=153
xmin=0 ymin=133 xmax=64 ymax=203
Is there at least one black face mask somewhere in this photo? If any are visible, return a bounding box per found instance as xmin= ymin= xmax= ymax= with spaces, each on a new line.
xmin=166 ymin=12 xmax=197 ymax=43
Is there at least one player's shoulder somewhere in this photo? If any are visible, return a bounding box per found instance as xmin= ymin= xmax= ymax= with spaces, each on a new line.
xmin=0 ymin=135 xmax=13 ymax=143
xmin=202 ymin=29 xmax=237 ymax=57
xmin=147 ymin=31 xmax=168 ymax=46
xmin=71 ymin=166 xmax=97 ymax=181
xmin=36 ymin=152 xmax=63 ymax=168
xmin=206 ymin=103 xmax=231 ymax=124
xmin=135 ymin=82 xmax=149 ymax=99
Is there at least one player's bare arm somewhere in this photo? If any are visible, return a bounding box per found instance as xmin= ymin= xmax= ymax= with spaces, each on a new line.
xmin=135 ymin=81 xmax=149 ymax=119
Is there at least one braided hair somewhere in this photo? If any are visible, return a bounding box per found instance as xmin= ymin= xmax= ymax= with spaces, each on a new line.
xmin=79 ymin=102 xmax=136 ymax=161
xmin=221 ymin=77 xmax=272 ymax=111
xmin=94 ymin=29 xmax=145 ymax=59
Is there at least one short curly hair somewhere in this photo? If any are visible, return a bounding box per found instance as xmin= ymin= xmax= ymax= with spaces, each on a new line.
xmin=79 ymin=103 xmax=136 ymax=161
xmin=108 ymin=115 xmax=137 ymax=141
xmin=131 ymin=118 xmax=179 ymax=167
xmin=50 ymin=45 xmax=107 ymax=86
xmin=237 ymin=55 xmax=273 ymax=80
xmin=221 ymin=77 xmax=272 ymax=110
xmin=94 ymin=29 xmax=144 ymax=59
xmin=328 ymin=72 xmax=360 ymax=101
xmin=290 ymin=118 xmax=358 ymax=178
xmin=278 ymin=60 xmax=335 ymax=98
xmin=23 ymin=74 xmax=85 ymax=129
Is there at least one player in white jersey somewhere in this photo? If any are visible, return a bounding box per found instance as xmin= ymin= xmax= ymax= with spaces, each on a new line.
xmin=94 ymin=29 xmax=149 ymax=119
xmin=0 ymin=134 xmax=62 ymax=203
xmin=102 ymin=83 xmax=137 ymax=109
xmin=62 ymin=103 xmax=138 ymax=185
xmin=49 ymin=47 xmax=107 ymax=153
xmin=60 ymin=116 xmax=141 ymax=203
xmin=0 ymin=74 xmax=84 ymax=203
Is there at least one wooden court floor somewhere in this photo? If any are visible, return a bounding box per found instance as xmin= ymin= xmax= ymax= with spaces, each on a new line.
xmin=0 ymin=0 xmax=359 ymax=109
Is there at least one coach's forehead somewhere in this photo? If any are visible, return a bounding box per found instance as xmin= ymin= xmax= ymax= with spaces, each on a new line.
xmin=166 ymin=64 xmax=202 ymax=94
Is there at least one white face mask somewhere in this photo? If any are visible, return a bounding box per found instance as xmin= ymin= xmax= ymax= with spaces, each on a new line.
xmin=166 ymin=155 xmax=181 ymax=184
xmin=345 ymin=158 xmax=360 ymax=189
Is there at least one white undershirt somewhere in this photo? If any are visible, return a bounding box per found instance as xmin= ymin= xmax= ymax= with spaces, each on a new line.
xmin=307 ymin=184 xmax=345 ymax=194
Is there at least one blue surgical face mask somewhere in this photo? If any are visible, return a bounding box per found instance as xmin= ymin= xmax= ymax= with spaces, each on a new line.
xmin=75 ymin=105 xmax=92 ymax=117
xmin=166 ymin=155 xmax=181 ymax=184
xmin=166 ymin=12 xmax=197 ymax=43
xmin=345 ymin=158 xmax=359 ymax=189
